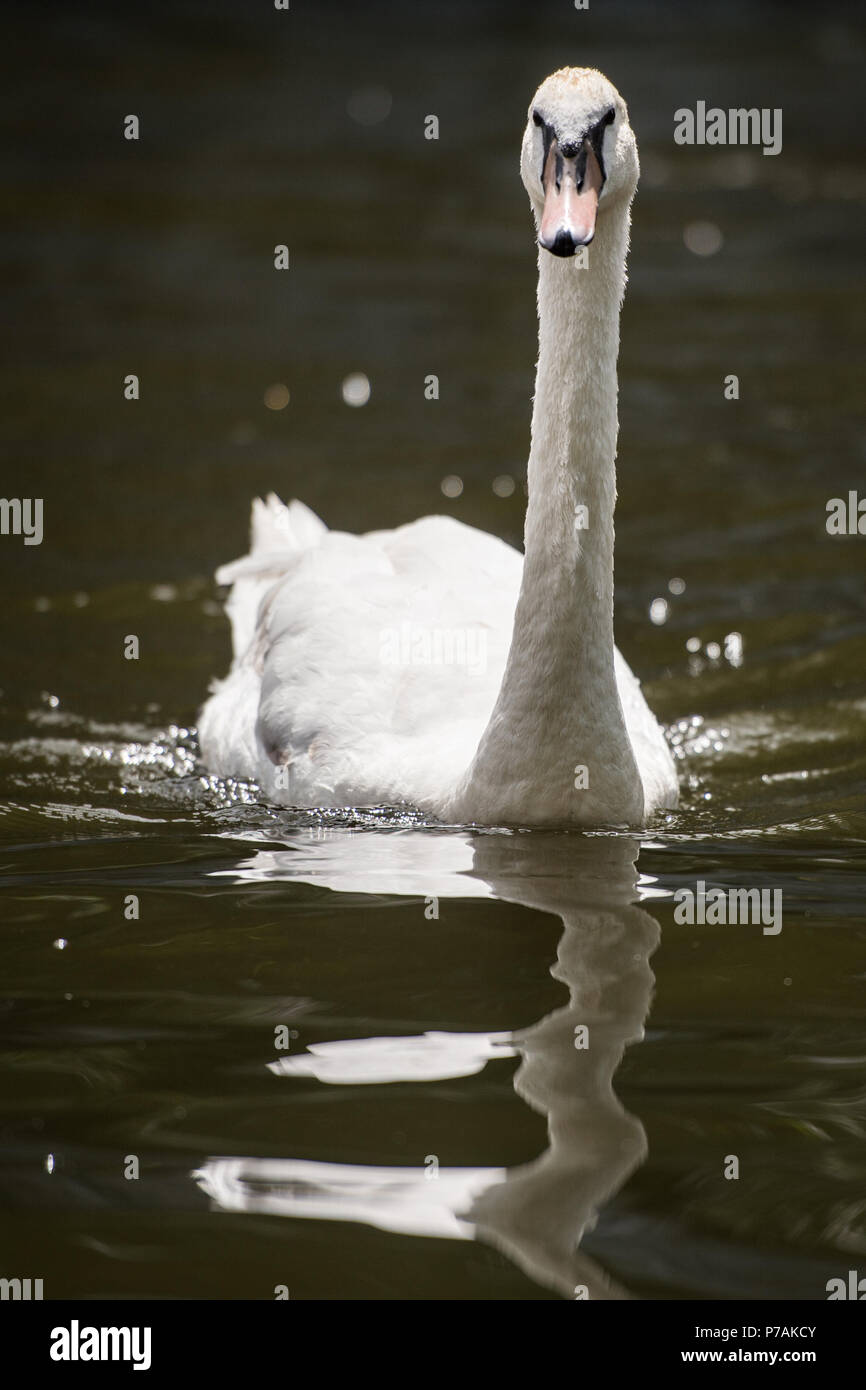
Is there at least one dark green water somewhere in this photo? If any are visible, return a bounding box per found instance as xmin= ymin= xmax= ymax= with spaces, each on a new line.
xmin=1 ymin=0 xmax=864 ymax=1298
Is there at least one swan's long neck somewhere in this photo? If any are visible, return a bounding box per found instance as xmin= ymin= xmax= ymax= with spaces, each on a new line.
xmin=452 ymin=192 xmax=644 ymax=825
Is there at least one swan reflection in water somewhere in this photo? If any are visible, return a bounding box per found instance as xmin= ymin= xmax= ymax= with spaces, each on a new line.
xmin=193 ymin=829 xmax=660 ymax=1299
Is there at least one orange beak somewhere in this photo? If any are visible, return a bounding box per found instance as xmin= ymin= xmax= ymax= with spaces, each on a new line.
xmin=539 ymin=139 xmax=604 ymax=256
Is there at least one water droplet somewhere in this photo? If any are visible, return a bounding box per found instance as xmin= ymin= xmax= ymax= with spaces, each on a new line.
xmin=347 ymin=85 xmax=393 ymax=126
xmin=263 ymin=382 xmax=290 ymax=411
xmin=724 ymin=631 xmax=744 ymax=666
xmin=684 ymin=221 xmax=724 ymax=256
xmin=440 ymin=475 xmax=463 ymax=499
xmin=341 ymin=373 xmax=371 ymax=407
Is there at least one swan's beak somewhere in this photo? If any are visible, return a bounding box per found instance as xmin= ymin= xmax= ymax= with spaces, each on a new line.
xmin=539 ymin=139 xmax=604 ymax=257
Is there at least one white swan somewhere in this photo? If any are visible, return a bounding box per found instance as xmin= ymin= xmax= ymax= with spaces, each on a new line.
xmin=199 ymin=67 xmax=678 ymax=827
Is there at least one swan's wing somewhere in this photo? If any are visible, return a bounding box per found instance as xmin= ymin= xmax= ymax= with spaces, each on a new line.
xmin=254 ymin=514 xmax=521 ymax=804
xmin=614 ymin=648 xmax=679 ymax=814
xmin=200 ymin=497 xmax=522 ymax=806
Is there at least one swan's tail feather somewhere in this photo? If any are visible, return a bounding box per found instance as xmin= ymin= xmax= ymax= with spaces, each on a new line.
xmin=214 ymin=496 xmax=326 ymax=585
xmin=250 ymin=494 xmax=327 ymax=557
xmin=213 ymin=494 xmax=328 ymax=666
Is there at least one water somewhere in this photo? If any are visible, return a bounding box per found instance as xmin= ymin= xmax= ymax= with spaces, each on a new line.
xmin=1 ymin=0 xmax=865 ymax=1299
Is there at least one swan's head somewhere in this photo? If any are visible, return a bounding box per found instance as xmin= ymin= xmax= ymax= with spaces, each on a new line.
xmin=521 ymin=67 xmax=638 ymax=257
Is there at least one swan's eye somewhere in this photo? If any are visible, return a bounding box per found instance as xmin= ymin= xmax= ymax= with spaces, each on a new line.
xmin=533 ymin=109 xmax=544 ymax=128
xmin=604 ymin=107 xmax=615 ymax=125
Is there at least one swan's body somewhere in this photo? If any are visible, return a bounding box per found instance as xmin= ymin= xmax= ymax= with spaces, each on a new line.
xmin=199 ymin=68 xmax=678 ymax=826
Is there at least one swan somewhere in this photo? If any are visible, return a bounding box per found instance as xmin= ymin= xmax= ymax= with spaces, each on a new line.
xmin=199 ymin=67 xmax=678 ymax=827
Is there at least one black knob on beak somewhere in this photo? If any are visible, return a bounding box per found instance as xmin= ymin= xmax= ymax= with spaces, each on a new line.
xmin=543 ymin=228 xmax=583 ymax=257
